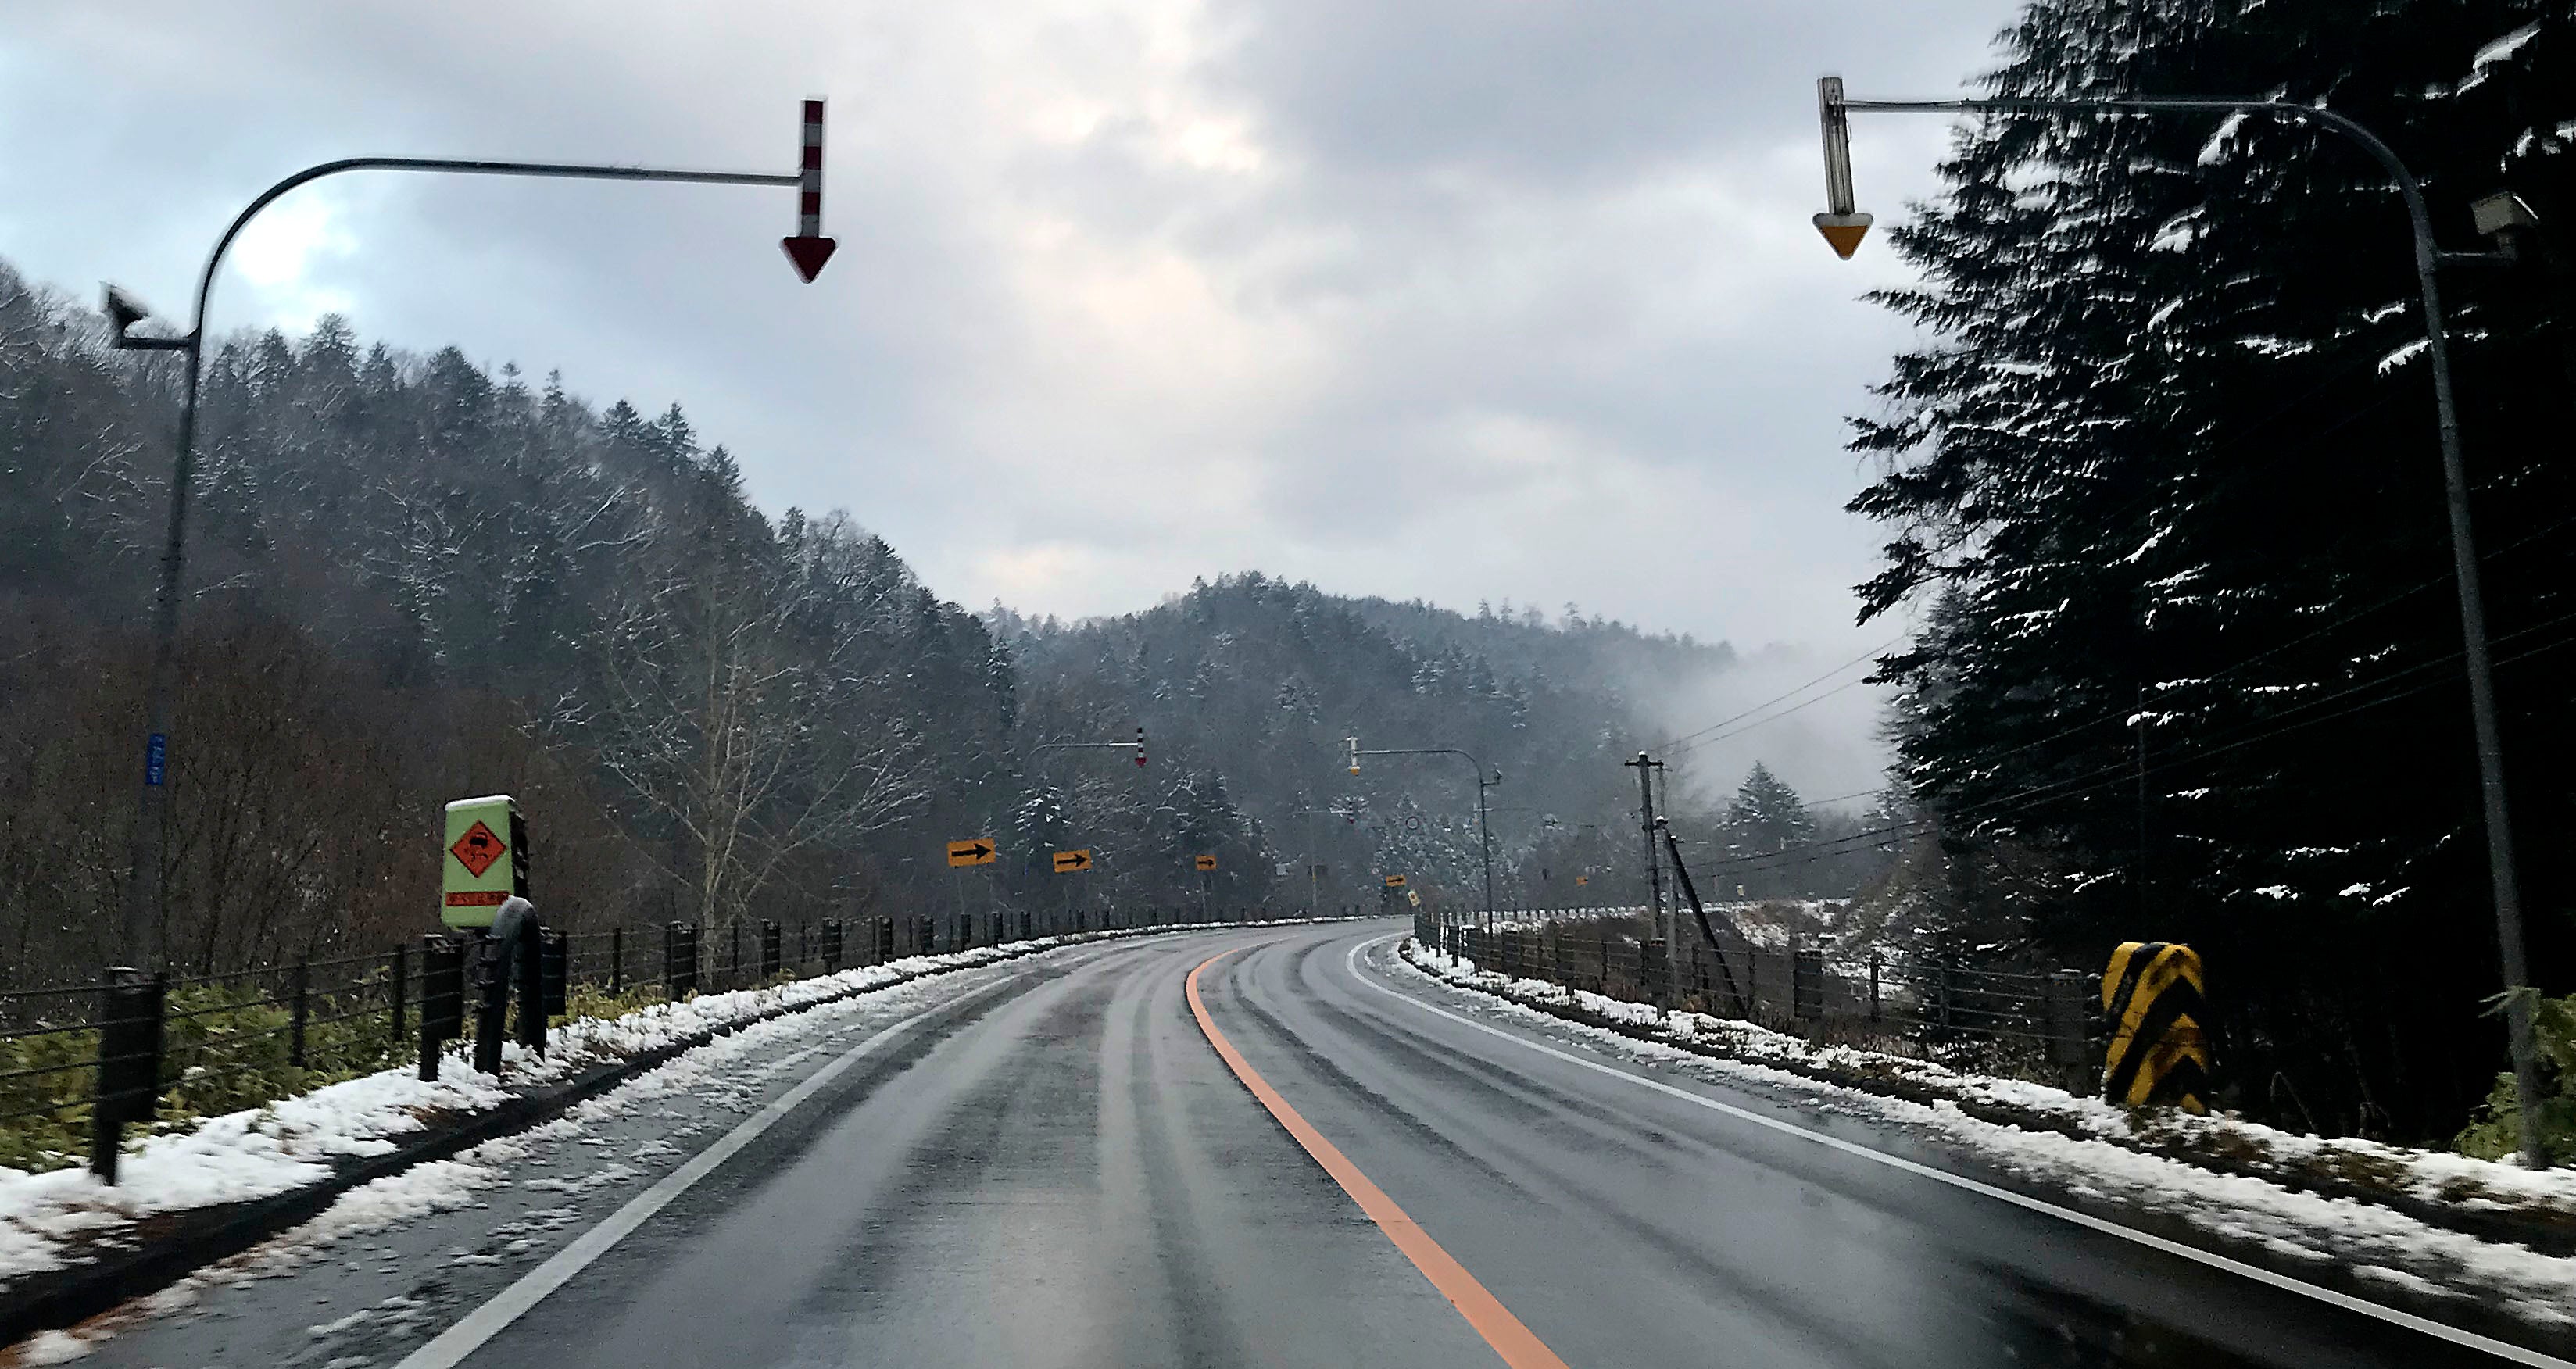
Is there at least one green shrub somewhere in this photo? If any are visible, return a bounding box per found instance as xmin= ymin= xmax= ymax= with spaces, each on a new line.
xmin=2454 ymin=994 xmax=2576 ymax=1165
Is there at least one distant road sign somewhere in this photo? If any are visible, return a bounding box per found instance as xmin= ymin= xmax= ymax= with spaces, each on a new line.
xmin=1053 ymin=849 xmax=1093 ymax=873
xmin=1406 ymin=889 xmax=1421 ymax=907
xmin=1193 ymin=854 xmax=1218 ymax=871
xmin=1383 ymin=874 xmax=1407 ymax=888
xmin=947 ymin=838 xmax=998 ymax=867
xmin=1576 ymin=874 xmax=1590 ymax=886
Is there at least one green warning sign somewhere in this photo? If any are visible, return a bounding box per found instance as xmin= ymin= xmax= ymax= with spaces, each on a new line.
xmin=443 ymin=795 xmax=525 ymax=929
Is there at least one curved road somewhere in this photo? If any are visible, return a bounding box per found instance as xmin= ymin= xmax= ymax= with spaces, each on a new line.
xmin=70 ymin=920 xmax=2550 ymax=1367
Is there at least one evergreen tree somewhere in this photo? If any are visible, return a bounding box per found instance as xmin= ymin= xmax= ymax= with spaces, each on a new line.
xmin=1848 ymin=0 xmax=2574 ymax=1139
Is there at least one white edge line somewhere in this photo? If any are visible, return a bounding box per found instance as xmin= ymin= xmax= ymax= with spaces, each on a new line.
xmin=392 ymin=974 xmax=1024 ymax=1369
xmin=1340 ymin=935 xmax=2571 ymax=1369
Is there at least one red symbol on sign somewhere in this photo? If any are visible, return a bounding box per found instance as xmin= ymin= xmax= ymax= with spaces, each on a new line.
xmin=450 ymin=821 xmax=505 ymax=878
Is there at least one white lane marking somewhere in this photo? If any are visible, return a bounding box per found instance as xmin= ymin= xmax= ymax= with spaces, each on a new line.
xmin=394 ymin=975 xmax=1025 ymax=1369
xmin=1338 ymin=936 xmax=2571 ymax=1369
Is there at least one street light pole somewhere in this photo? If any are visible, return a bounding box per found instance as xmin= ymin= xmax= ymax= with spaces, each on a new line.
xmin=1347 ymin=740 xmax=1499 ymax=930
xmin=1817 ymin=80 xmax=2544 ymax=1167
xmin=106 ymin=127 xmax=830 ymax=975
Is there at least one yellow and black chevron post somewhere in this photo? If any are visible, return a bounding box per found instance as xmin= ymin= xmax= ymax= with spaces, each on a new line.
xmin=2101 ymin=941 xmax=2212 ymax=1114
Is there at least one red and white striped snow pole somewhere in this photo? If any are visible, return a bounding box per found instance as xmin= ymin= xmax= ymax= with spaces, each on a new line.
xmin=781 ymin=98 xmax=837 ymax=282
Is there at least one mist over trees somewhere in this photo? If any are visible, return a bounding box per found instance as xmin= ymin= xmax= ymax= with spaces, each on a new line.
xmin=0 ymin=260 xmax=1886 ymax=989
xmin=1850 ymin=0 xmax=2572 ymax=1141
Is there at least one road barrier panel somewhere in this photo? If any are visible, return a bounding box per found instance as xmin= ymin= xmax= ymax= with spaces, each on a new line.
xmin=2102 ymin=941 xmax=2211 ymax=1113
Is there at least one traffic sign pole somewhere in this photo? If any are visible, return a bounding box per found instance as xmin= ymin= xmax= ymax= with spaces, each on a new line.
xmin=781 ymin=99 xmax=838 ymax=282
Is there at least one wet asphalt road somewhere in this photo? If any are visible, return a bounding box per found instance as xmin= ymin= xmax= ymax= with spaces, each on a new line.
xmin=60 ymin=920 xmax=2544 ymax=1368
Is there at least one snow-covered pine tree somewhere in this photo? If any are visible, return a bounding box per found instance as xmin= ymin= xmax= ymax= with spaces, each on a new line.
xmin=1853 ymin=0 xmax=2574 ymax=1140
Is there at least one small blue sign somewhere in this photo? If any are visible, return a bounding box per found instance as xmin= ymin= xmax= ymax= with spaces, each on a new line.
xmin=145 ymin=734 xmax=166 ymax=787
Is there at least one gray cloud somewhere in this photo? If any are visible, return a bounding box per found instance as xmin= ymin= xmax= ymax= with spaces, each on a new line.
xmin=0 ymin=0 xmax=2016 ymax=802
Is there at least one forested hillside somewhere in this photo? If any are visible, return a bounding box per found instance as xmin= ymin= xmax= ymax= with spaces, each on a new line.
xmin=0 ymin=263 xmax=1840 ymax=986
xmin=1851 ymin=0 xmax=2573 ymax=1142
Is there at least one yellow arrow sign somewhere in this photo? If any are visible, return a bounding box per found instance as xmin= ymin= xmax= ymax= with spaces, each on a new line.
xmin=1052 ymin=849 xmax=1094 ymax=873
xmin=1193 ymin=854 xmax=1217 ymax=871
xmin=1383 ymin=874 xmax=1407 ymax=888
xmin=947 ymin=838 xmax=998 ymax=867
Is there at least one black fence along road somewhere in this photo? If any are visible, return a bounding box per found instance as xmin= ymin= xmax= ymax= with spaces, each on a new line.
xmin=0 ymin=903 xmax=1339 ymax=1178
xmin=45 ymin=922 xmax=2554 ymax=1369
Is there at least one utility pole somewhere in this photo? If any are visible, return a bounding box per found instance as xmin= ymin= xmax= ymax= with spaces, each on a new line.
xmin=1626 ymin=752 xmax=1665 ymax=944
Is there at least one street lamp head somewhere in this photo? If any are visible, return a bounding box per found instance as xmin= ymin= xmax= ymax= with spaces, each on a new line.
xmin=101 ymin=284 xmax=153 ymax=344
xmin=2470 ymin=191 xmax=2540 ymax=259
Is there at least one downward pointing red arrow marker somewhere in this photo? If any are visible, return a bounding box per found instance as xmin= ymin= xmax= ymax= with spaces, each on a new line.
xmin=782 ymin=236 xmax=837 ymax=282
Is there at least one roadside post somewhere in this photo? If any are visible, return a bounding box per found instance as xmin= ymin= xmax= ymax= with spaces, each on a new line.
xmin=444 ymin=795 xmax=530 ymax=1074
xmin=420 ymin=935 xmax=463 ymax=1080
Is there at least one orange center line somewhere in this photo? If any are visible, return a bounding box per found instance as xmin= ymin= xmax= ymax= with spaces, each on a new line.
xmin=1186 ymin=951 xmax=1572 ymax=1369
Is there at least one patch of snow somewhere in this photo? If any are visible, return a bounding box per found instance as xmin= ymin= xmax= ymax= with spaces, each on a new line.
xmin=2379 ymin=338 xmax=2431 ymax=375
xmin=2197 ymin=110 xmax=2249 ymax=166
xmin=2456 ymin=23 xmax=2542 ymax=94
xmin=16 ymin=1328 xmax=92 ymax=1364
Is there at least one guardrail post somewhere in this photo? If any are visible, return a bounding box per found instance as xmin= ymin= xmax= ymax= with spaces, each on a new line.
xmin=1793 ymin=943 xmax=1824 ymax=1020
xmin=89 ymin=970 xmax=166 ymax=1184
xmin=610 ymin=925 xmax=624 ymax=994
xmin=516 ymin=924 xmax=548 ymax=1053
xmin=823 ymin=917 xmax=844 ymax=971
xmin=287 ymin=958 xmax=311 ymax=1067
xmin=390 ymin=941 xmax=409 ymax=1046
xmin=1869 ymin=952 xmax=1882 ymax=1022
xmin=878 ymin=917 xmax=895 ymax=962
xmin=760 ymin=920 xmax=782 ymax=980
xmin=420 ymin=935 xmax=463 ymax=1081
xmin=728 ymin=920 xmax=744 ymax=987
xmin=542 ymin=931 xmax=568 ymax=1022
xmin=2045 ymin=970 xmax=2092 ymax=1073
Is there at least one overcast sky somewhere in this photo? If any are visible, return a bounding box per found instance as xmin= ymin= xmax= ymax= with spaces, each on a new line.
xmin=1 ymin=0 xmax=2019 ymax=802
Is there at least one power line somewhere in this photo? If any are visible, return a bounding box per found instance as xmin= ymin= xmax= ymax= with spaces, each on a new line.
xmin=1655 ymin=638 xmax=1899 ymax=753
xmin=1708 ymin=614 xmax=2576 ymax=881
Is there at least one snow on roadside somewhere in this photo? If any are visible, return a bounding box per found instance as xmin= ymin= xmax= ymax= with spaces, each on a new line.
xmin=0 ymin=920 xmax=1315 ymax=1292
xmin=1396 ymin=938 xmax=2576 ymax=1331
